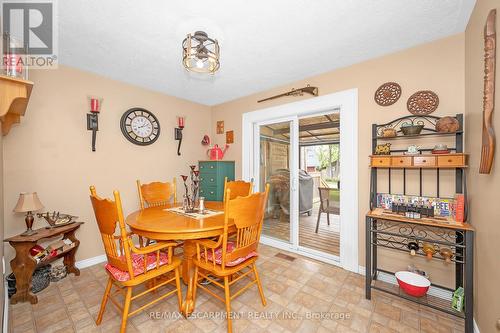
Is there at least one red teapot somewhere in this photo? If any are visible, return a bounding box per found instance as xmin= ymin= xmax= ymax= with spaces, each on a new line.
xmin=207 ymin=144 xmax=229 ymax=160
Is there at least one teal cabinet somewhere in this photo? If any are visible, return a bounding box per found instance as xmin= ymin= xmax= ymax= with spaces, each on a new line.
xmin=199 ymin=161 xmax=235 ymax=202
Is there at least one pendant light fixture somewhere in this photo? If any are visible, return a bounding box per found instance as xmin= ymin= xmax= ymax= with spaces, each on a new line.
xmin=182 ymin=31 xmax=220 ymax=74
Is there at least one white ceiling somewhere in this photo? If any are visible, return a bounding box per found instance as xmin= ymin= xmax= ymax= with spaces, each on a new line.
xmin=58 ymin=0 xmax=475 ymax=106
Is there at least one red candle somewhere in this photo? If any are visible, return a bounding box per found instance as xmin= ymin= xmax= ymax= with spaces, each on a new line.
xmin=177 ymin=116 xmax=185 ymax=129
xmin=90 ymin=98 xmax=101 ymax=113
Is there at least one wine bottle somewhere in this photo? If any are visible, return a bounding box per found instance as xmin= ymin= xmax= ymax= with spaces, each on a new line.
xmin=407 ymin=241 xmax=419 ymax=256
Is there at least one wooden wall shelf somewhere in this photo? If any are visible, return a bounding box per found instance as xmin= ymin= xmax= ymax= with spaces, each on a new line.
xmin=0 ymin=75 xmax=34 ymax=136
xmin=370 ymin=153 xmax=468 ymax=169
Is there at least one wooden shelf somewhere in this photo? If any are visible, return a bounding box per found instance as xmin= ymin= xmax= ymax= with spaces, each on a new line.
xmin=367 ymin=209 xmax=474 ymax=231
xmin=35 ymin=245 xmax=76 ymax=268
xmin=375 ymin=131 xmax=462 ymax=140
xmin=0 ymin=75 xmax=34 ymax=136
xmin=369 ymin=153 xmax=468 ymax=169
xmin=371 ymin=272 xmax=464 ymax=318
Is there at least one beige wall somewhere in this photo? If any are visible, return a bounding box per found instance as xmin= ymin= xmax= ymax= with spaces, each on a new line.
xmin=211 ymin=34 xmax=466 ymax=286
xmin=465 ymin=1 xmax=500 ymax=332
xmin=3 ymin=66 xmax=211 ymax=264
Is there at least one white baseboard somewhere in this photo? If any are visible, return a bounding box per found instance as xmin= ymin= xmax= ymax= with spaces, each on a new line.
xmin=3 ymin=257 xmax=8 ymax=333
xmin=474 ymin=320 xmax=480 ymax=333
xmin=75 ymin=254 xmax=107 ymax=269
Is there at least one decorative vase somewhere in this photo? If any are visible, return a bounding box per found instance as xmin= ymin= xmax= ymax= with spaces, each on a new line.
xmin=181 ymin=166 xmax=200 ymax=213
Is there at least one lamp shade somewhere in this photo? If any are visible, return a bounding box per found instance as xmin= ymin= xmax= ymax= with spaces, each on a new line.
xmin=13 ymin=192 xmax=44 ymax=213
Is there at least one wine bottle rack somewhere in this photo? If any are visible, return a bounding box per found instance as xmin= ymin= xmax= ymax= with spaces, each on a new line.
xmin=366 ymin=114 xmax=474 ymax=333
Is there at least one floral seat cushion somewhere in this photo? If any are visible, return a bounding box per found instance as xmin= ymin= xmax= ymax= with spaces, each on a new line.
xmin=105 ymin=252 xmax=169 ymax=282
xmin=202 ymin=241 xmax=258 ymax=267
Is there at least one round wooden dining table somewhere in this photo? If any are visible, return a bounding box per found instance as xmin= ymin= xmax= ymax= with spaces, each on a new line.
xmin=125 ymin=201 xmax=231 ymax=316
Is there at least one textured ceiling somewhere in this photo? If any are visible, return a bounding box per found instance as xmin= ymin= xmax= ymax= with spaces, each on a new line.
xmin=58 ymin=0 xmax=475 ymax=106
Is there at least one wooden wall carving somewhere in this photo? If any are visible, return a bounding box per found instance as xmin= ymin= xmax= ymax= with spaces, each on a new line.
xmin=480 ymin=9 xmax=496 ymax=174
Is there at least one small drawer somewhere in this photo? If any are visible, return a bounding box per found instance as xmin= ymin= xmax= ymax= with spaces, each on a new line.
xmin=199 ymin=162 xmax=218 ymax=172
xmin=413 ymin=156 xmax=436 ymax=167
xmin=199 ymin=187 xmax=218 ymax=201
xmin=437 ymin=155 xmax=465 ymax=167
xmin=391 ymin=156 xmax=412 ymax=167
xmin=371 ymin=156 xmax=391 ymax=167
xmin=199 ymin=175 xmax=217 ymax=186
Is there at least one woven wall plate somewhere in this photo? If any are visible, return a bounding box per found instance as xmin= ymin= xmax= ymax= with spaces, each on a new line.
xmin=407 ymin=90 xmax=439 ymax=115
xmin=374 ymin=82 xmax=402 ymax=106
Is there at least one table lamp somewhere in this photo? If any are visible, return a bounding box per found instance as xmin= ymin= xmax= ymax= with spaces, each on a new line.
xmin=13 ymin=192 xmax=44 ymax=236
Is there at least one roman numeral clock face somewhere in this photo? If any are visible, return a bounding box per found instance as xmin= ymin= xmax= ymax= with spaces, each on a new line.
xmin=120 ymin=108 xmax=160 ymax=145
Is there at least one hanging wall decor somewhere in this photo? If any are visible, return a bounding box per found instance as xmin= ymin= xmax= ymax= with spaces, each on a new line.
xmin=226 ymin=130 xmax=234 ymax=144
xmin=174 ymin=116 xmax=185 ymax=156
xmin=407 ymin=90 xmax=439 ymax=115
xmin=216 ymin=121 xmax=224 ymax=134
xmin=257 ymin=85 xmax=318 ymax=103
xmin=201 ymin=134 xmax=210 ymax=146
xmin=120 ymin=108 xmax=160 ymax=146
xmin=374 ymin=82 xmax=402 ymax=106
xmin=86 ymin=97 xmax=102 ymax=151
xmin=480 ymin=9 xmax=496 ymax=174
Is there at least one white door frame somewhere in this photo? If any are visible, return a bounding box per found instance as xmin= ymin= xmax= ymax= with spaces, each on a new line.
xmin=242 ymin=88 xmax=359 ymax=273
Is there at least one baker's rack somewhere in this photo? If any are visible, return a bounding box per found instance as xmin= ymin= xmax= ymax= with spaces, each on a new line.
xmin=365 ymin=113 xmax=474 ymax=333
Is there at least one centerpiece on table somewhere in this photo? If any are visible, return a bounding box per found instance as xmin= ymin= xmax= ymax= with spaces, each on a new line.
xmin=180 ymin=165 xmax=202 ymax=213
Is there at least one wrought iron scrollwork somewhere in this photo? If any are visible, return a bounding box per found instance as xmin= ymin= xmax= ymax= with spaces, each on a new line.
xmin=375 ymin=114 xmax=447 ymax=137
xmin=372 ymin=219 xmax=464 ymax=246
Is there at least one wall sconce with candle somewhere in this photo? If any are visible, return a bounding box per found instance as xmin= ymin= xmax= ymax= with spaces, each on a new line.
xmin=86 ymin=97 xmax=102 ymax=151
xmin=175 ymin=116 xmax=185 ymax=156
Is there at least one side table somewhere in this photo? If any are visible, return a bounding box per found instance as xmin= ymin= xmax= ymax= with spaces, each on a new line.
xmin=4 ymin=222 xmax=83 ymax=304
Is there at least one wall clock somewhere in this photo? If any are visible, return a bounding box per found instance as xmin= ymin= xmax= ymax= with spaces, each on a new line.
xmin=120 ymin=108 xmax=160 ymax=145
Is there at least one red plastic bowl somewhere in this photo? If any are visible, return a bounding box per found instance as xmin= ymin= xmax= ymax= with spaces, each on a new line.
xmin=395 ymin=271 xmax=430 ymax=297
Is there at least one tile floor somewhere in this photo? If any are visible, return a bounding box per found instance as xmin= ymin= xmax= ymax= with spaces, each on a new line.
xmin=9 ymin=245 xmax=464 ymax=333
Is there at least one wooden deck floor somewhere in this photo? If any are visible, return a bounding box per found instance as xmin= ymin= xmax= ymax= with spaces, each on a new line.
xmin=262 ymin=203 xmax=340 ymax=256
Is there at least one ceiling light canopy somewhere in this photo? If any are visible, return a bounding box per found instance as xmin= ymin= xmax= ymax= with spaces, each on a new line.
xmin=182 ymin=31 xmax=220 ymax=74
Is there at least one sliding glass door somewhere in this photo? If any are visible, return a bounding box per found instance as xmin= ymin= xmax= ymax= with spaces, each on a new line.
xmin=255 ymin=118 xmax=298 ymax=244
xmin=253 ymin=112 xmax=342 ymax=262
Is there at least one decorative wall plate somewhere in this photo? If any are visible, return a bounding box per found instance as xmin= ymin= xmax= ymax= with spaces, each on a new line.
xmin=407 ymin=90 xmax=439 ymax=115
xmin=374 ymin=82 xmax=402 ymax=106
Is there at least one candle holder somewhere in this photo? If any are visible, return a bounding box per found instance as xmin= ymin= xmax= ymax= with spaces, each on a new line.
xmin=181 ymin=165 xmax=199 ymax=213
xmin=86 ymin=97 xmax=102 ymax=151
xmin=175 ymin=116 xmax=185 ymax=156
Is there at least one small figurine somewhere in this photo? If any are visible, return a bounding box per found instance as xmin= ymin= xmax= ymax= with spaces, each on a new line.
xmin=405 ymin=145 xmax=420 ymax=155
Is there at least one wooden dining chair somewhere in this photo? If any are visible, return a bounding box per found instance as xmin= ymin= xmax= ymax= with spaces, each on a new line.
xmin=137 ymin=178 xmax=179 ymax=247
xmin=192 ymin=184 xmax=270 ymax=333
xmin=137 ymin=178 xmax=177 ymax=209
xmin=223 ymin=177 xmax=253 ymax=202
xmin=315 ymin=187 xmax=340 ymax=233
xmin=89 ymin=186 xmax=182 ymax=333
